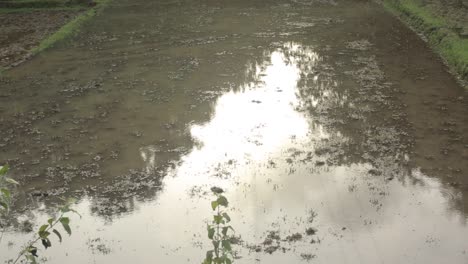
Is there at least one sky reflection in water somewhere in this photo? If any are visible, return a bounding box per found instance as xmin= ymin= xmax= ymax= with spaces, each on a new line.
xmin=2 ymin=43 xmax=467 ymax=264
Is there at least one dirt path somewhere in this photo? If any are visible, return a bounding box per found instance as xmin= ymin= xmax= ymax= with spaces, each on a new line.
xmin=1 ymin=0 xmax=467 ymax=263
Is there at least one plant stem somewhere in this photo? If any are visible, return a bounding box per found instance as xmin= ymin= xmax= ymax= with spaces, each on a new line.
xmin=216 ymin=200 xmax=221 ymax=258
xmin=12 ymin=212 xmax=65 ymax=264
xmin=0 ymin=226 xmax=5 ymax=244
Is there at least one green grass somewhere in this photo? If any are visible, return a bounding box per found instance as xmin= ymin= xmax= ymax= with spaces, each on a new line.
xmin=0 ymin=0 xmax=109 ymax=76
xmin=31 ymin=0 xmax=109 ymax=54
xmin=31 ymin=8 xmax=94 ymax=53
xmin=0 ymin=6 xmax=84 ymax=13
xmin=0 ymin=0 xmax=87 ymax=9
xmin=383 ymin=0 xmax=468 ymax=82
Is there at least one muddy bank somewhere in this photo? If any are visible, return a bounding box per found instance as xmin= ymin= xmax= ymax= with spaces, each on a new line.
xmin=379 ymin=0 xmax=468 ymax=86
xmin=0 ymin=9 xmax=85 ymax=70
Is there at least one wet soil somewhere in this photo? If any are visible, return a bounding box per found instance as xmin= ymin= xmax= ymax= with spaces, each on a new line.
xmin=0 ymin=9 xmax=83 ymax=69
xmin=1 ymin=0 xmax=468 ymax=263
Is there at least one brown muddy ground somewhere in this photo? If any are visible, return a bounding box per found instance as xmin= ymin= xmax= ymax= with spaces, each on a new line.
xmin=0 ymin=9 xmax=82 ymax=69
xmin=0 ymin=0 xmax=468 ymax=263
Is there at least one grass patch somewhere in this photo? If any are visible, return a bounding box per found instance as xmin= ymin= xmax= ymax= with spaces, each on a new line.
xmin=0 ymin=6 xmax=83 ymax=13
xmin=31 ymin=0 xmax=109 ymax=54
xmin=0 ymin=0 xmax=88 ymax=9
xmin=382 ymin=0 xmax=468 ymax=82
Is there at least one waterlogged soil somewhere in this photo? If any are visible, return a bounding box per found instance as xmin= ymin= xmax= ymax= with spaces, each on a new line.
xmin=0 ymin=9 xmax=83 ymax=69
xmin=1 ymin=0 xmax=468 ymax=263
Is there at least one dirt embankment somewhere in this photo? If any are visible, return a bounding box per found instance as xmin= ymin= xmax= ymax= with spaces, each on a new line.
xmin=412 ymin=0 xmax=468 ymax=36
xmin=379 ymin=0 xmax=468 ymax=86
xmin=0 ymin=10 xmax=83 ymax=69
xmin=0 ymin=0 xmax=101 ymax=71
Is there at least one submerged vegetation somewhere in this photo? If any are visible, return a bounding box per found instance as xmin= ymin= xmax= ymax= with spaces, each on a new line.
xmin=382 ymin=0 xmax=468 ymax=83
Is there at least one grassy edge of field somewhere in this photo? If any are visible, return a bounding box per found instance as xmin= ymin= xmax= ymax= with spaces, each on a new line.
xmin=0 ymin=0 xmax=110 ymax=74
xmin=32 ymin=0 xmax=110 ymax=54
xmin=380 ymin=0 xmax=468 ymax=87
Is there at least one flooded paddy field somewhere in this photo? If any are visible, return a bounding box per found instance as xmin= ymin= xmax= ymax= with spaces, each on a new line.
xmin=1 ymin=0 xmax=468 ymax=263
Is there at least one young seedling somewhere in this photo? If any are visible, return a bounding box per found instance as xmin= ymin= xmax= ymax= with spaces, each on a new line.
xmin=0 ymin=164 xmax=80 ymax=264
xmin=0 ymin=165 xmax=19 ymax=215
xmin=202 ymin=187 xmax=235 ymax=264
xmin=0 ymin=165 xmax=19 ymax=244
xmin=13 ymin=198 xmax=80 ymax=264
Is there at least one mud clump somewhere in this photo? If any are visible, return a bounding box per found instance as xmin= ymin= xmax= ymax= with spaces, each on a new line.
xmin=305 ymin=227 xmax=317 ymax=236
xmin=263 ymin=231 xmax=281 ymax=246
xmin=346 ymin=39 xmax=372 ymax=51
xmin=87 ymin=238 xmax=112 ymax=255
xmin=285 ymin=233 xmax=303 ymax=242
xmin=300 ymin=253 xmax=316 ymax=261
xmin=60 ymin=80 xmax=103 ymax=98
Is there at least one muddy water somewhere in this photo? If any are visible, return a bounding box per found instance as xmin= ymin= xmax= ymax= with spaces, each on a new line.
xmin=1 ymin=0 xmax=468 ymax=263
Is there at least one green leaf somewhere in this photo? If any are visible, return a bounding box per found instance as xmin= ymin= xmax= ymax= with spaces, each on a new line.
xmin=28 ymin=246 xmax=38 ymax=257
xmin=60 ymin=217 xmax=70 ymax=225
xmin=39 ymin=224 xmax=49 ymax=233
xmin=216 ymin=196 xmax=228 ymax=207
xmin=5 ymin=178 xmax=19 ymax=185
xmin=0 ymin=165 xmax=9 ymax=175
xmin=0 ymin=201 xmax=7 ymax=210
xmin=212 ymin=240 xmax=220 ymax=253
xmin=48 ymin=218 xmax=55 ymax=227
xmin=208 ymin=226 xmax=215 ymax=239
xmin=222 ymin=240 xmax=232 ymax=251
xmin=211 ymin=201 xmax=219 ymax=211
xmin=206 ymin=250 xmax=214 ymax=262
xmin=222 ymin=227 xmax=229 ymax=236
xmin=1 ymin=188 xmax=10 ymax=199
xmin=222 ymin=213 xmax=230 ymax=222
xmin=53 ymin=229 xmax=62 ymax=242
xmin=214 ymin=215 xmax=223 ymax=224
xmin=26 ymin=254 xmax=37 ymax=264
xmin=60 ymin=206 xmax=70 ymax=213
xmin=41 ymin=238 xmax=52 ymax=249
xmin=60 ymin=217 xmax=71 ymax=235
xmin=38 ymin=230 xmax=50 ymax=239
xmin=69 ymin=208 xmax=82 ymax=218
xmin=226 ymin=258 xmax=232 ymax=264
xmin=61 ymin=222 xmax=71 ymax=235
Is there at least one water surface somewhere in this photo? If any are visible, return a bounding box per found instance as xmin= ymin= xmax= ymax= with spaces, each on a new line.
xmin=1 ymin=0 xmax=468 ymax=263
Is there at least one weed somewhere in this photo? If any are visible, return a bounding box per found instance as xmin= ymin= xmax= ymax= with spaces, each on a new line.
xmin=0 ymin=165 xmax=79 ymax=264
xmin=202 ymin=187 xmax=235 ymax=264
xmin=13 ymin=198 xmax=80 ymax=264
xmin=382 ymin=0 xmax=468 ymax=82
xmin=0 ymin=165 xmax=19 ymax=215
